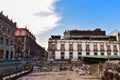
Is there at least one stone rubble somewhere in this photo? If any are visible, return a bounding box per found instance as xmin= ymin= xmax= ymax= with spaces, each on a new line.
xmin=17 ymin=71 xmax=99 ymax=80
xmin=101 ymin=60 xmax=120 ymax=80
xmin=17 ymin=63 xmax=100 ymax=80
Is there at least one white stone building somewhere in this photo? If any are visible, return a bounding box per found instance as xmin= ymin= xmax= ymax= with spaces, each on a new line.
xmin=48 ymin=29 xmax=120 ymax=61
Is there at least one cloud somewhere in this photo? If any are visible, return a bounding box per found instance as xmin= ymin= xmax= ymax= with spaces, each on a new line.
xmin=0 ymin=0 xmax=61 ymax=34
xmin=34 ymin=11 xmax=54 ymax=17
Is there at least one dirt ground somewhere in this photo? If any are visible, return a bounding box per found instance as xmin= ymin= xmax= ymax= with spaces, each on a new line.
xmin=17 ymin=71 xmax=100 ymax=80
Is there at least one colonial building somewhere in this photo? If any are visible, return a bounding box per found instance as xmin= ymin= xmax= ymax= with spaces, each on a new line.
xmin=15 ymin=28 xmax=47 ymax=60
xmin=48 ymin=28 xmax=120 ymax=61
xmin=0 ymin=11 xmax=17 ymax=60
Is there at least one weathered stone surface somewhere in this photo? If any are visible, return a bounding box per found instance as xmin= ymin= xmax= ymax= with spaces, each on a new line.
xmin=101 ymin=60 xmax=120 ymax=80
xmin=17 ymin=71 xmax=99 ymax=80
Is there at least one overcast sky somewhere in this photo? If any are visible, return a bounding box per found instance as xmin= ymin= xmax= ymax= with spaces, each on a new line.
xmin=1 ymin=0 xmax=120 ymax=49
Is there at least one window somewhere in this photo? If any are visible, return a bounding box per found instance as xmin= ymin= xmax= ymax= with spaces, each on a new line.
xmin=19 ymin=30 xmax=22 ymax=35
xmin=10 ymin=30 xmax=13 ymax=35
xmin=101 ymin=53 xmax=104 ymax=55
xmin=6 ymin=51 xmax=9 ymax=59
xmin=61 ymin=52 xmax=64 ymax=55
xmin=6 ymin=39 xmax=9 ymax=45
xmin=78 ymin=43 xmax=82 ymax=51
xmin=86 ymin=52 xmax=90 ymax=55
xmin=49 ymin=43 xmax=56 ymax=50
xmin=61 ymin=52 xmax=64 ymax=60
xmin=8 ymin=29 xmax=10 ymax=33
xmin=0 ymin=25 xmax=3 ymax=30
xmin=114 ymin=53 xmax=117 ymax=55
xmin=78 ymin=52 xmax=82 ymax=60
xmin=6 ymin=28 xmax=8 ymax=33
xmin=94 ymin=52 xmax=97 ymax=55
xmin=17 ymin=46 xmax=21 ymax=52
xmin=18 ymin=39 xmax=21 ymax=44
xmin=78 ymin=52 xmax=81 ymax=56
xmin=22 ymin=38 xmax=24 ymax=42
xmin=0 ymin=37 xmax=3 ymax=44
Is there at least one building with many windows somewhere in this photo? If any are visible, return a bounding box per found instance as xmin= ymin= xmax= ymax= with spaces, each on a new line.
xmin=48 ymin=28 xmax=120 ymax=61
xmin=15 ymin=28 xmax=47 ymax=60
xmin=0 ymin=11 xmax=17 ymax=60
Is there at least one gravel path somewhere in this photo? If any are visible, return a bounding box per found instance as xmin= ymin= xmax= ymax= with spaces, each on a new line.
xmin=17 ymin=71 xmax=100 ymax=80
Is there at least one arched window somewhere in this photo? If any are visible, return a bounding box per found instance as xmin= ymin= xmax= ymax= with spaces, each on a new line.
xmin=10 ymin=51 xmax=13 ymax=59
xmin=6 ymin=50 xmax=9 ymax=59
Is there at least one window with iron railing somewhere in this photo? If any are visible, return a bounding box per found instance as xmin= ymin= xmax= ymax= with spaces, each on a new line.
xmin=94 ymin=52 xmax=97 ymax=55
xmin=78 ymin=52 xmax=81 ymax=56
xmin=61 ymin=44 xmax=65 ymax=51
xmin=94 ymin=45 xmax=98 ymax=51
xmin=114 ymin=53 xmax=117 ymax=55
xmin=52 ymin=44 xmax=56 ymax=50
xmin=86 ymin=44 xmax=90 ymax=51
xmin=2 ymin=26 xmax=4 ymax=32
xmin=100 ymin=45 xmax=104 ymax=51
xmin=0 ymin=37 xmax=3 ymax=44
xmin=69 ymin=44 xmax=73 ymax=51
xmin=77 ymin=44 xmax=82 ymax=51
xmin=78 ymin=52 xmax=82 ymax=60
xmin=0 ymin=50 xmax=3 ymax=60
xmin=107 ymin=45 xmax=111 ymax=52
xmin=101 ymin=52 xmax=104 ymax=55
xmin=48 ymin=43 xmax=56 ymax=50
xmin=107 ymin=52 xmax=111 ymax=56
xmin=86 ymin=52 xmax=90 ymax=55
xmin=113 ymin=45 xmax=118 ymax=52
xmin=6 ymin=39 xmax=9 ymax=45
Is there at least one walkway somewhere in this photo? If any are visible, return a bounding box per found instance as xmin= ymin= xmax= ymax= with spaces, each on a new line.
xmin=17 ymin=71 xmax=100 ymax=80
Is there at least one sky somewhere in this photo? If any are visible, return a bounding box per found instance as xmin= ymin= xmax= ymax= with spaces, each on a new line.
xmin=0 ymin=0 xmax=120 ymax=49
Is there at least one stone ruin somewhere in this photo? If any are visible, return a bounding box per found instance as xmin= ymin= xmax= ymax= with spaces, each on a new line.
xmin=101 ymin=60 xmax=120 ymax=80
